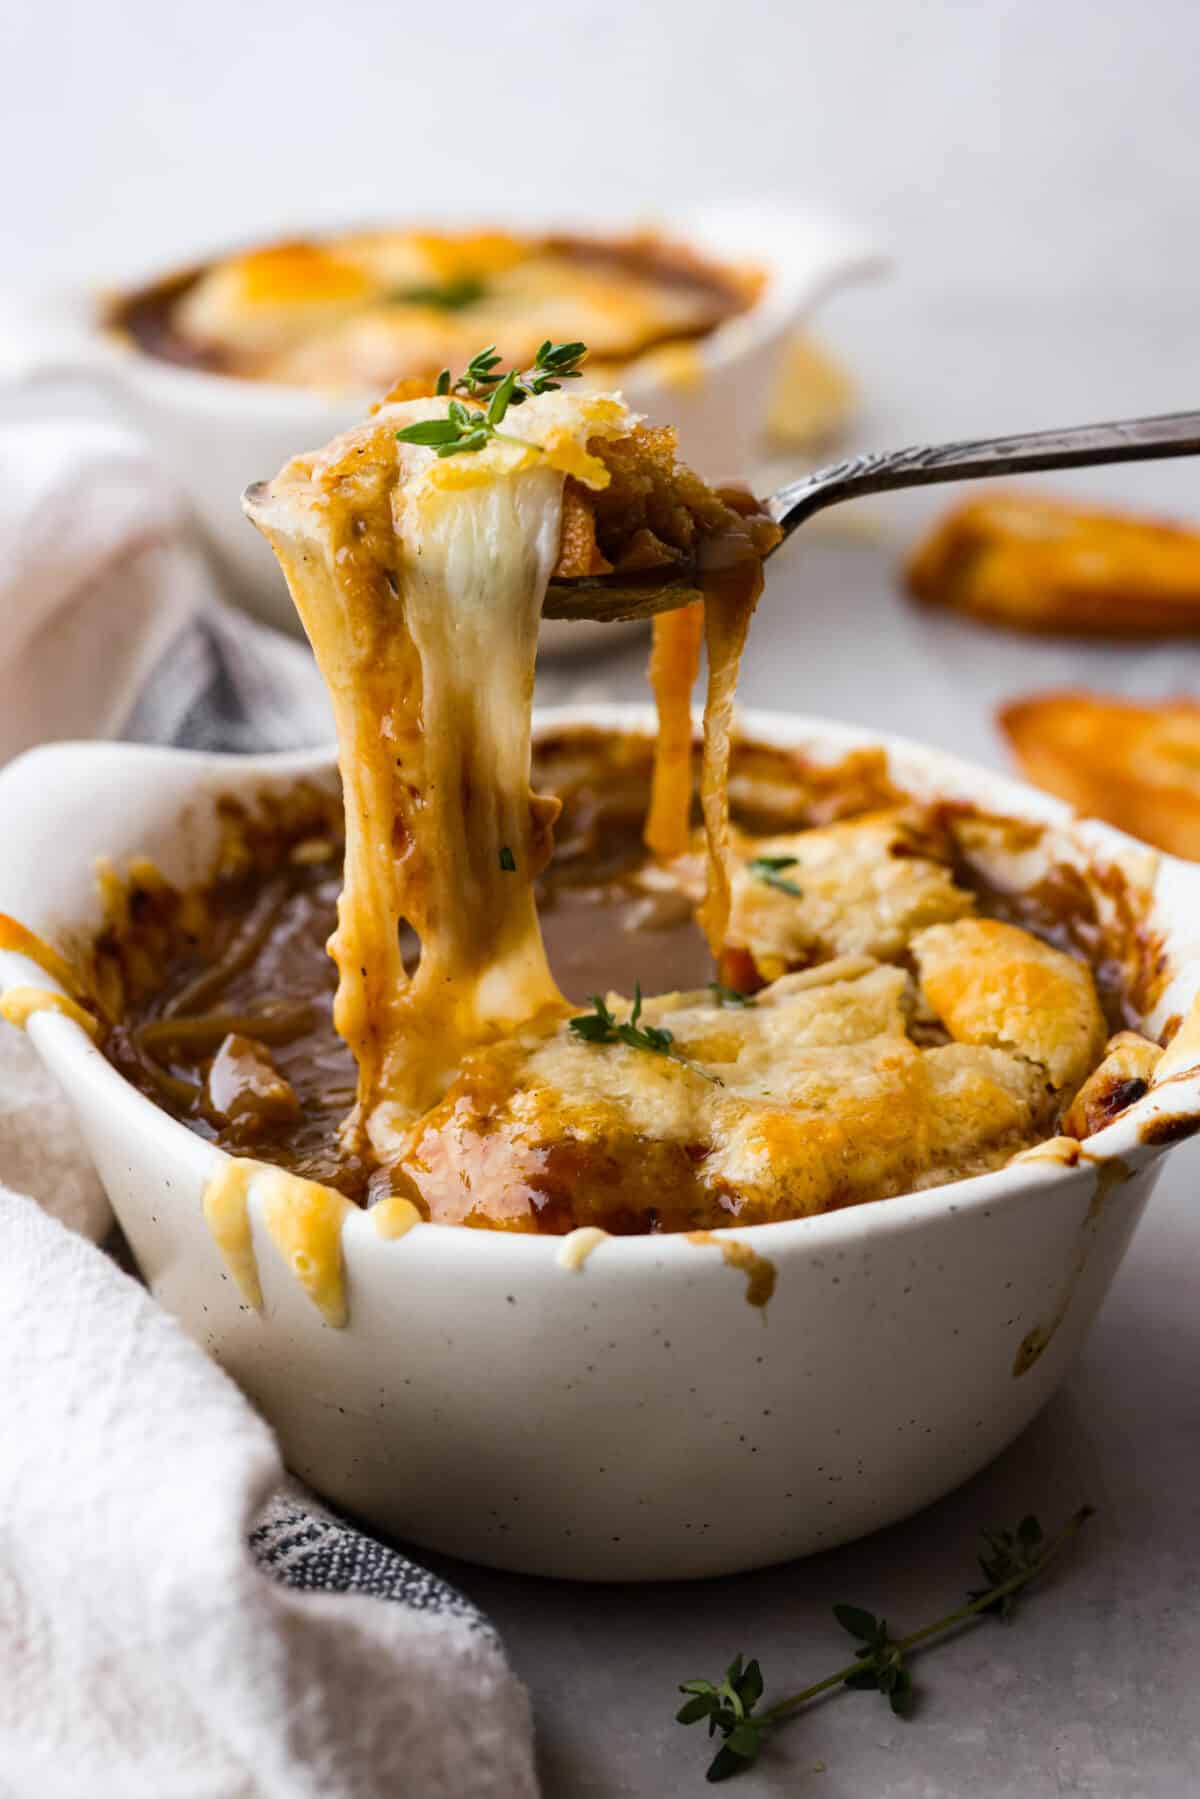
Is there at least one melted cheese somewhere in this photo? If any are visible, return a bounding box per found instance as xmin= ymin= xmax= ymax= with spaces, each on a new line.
xmin=372 ymin=1193 xmax=422 ymax=1240
xmin=727 ymin=809 xmax=974 ymax=968
xmin=643 ymin=562 xmax=764 ymax=958
xmin=557 ymin=1226 xmax=611 ymax=1270
xmin=259 ymin=1169 xmax=351 ymax=1328
xmin=0 ymin=914 xmax=88 ymax=1001
xmin=645 ymin=603 xmax=703 ymax=860
xmin=686 ymin=1232 xmax=777 ymax=1307
xmin=200 ymin=1155 xmax=351 ymax=1327
xmin=913 ymin=917 xmax=1107 ymax=1094
xmin=0 ymin=986 xmax=99 ymax=1038
xmin=201 ymin=1157 xmax=262 ymax=1311
xmin=247 ymin=390 xmax=631 ymax=1158
xmin=696 ymin=571 xmax=762 ymax=958
xmin=392 ymin=963 xmax=1062 ymax=1232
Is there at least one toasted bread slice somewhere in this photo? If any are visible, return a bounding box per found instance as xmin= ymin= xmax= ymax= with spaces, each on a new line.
xmin=906 ymin=493 xmax=1200 ymax=635
xmin=1000 ymin=690 xmax=1200 ymax=858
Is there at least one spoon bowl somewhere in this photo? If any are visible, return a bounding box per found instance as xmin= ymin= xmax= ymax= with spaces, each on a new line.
xmin=544 ymin=407 xmax=1200 ymax=622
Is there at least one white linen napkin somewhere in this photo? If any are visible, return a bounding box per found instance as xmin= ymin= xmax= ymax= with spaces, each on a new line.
xmin=0 ymin=395 xmax=539 ymax=1799
xmin=0 ymin=1187 xmax=538 ymax=1799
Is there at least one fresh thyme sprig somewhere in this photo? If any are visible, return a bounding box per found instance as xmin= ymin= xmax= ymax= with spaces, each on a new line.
xmin=676 ymin=1505 xmax=1094 ymax=1783
xmin=708 ymin=982 xmax=757 ymax=1009
xmin=747 ymin=854 xmax=803 ymax=898
xmin=395 ymin=341 xmax=588 ymax=459
xmin=970 ymin=1513 xmax=1049 ymax=1618
xmin=505 ymin=338 xmax=589 ymax=403
xmin=435 ymin=344 xmax=507 ymax=398
xmin=569 ymin=982 xmax=723 ymax=1084
xmin=392 ymin=392 xmax=529 ymax=459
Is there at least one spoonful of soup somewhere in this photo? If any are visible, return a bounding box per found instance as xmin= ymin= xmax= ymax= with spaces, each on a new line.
xmin=544 ymin=405 xmax=1200 ymax=622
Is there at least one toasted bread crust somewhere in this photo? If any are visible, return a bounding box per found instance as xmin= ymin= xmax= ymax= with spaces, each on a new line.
xmin=907 ymin=494 xmax=1200 ymax=636
xmin=1000 ymin=689 xmax=1200 ymax=859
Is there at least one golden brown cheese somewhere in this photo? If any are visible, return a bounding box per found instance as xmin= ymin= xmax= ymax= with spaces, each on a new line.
xmin=725 ymin=808 xmax=974 ymax=974
xmin=389 ymin=962 xmax=1060 ymax=1232
xmin=913 ymin=917 xmax=1107 ymax=1094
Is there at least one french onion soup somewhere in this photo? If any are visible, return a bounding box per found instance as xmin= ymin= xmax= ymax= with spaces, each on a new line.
xmin=107 ymin=228 xmax=760 ymax=394
xmin=0 ymin=347 xmax=1168 ymax=1268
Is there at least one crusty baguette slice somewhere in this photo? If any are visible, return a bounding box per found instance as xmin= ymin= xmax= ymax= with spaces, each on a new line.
xmin=906 ymin=493 xmax=1200 ymax=635
xmin=1000 ymin=689 xmax=1200 ymax=858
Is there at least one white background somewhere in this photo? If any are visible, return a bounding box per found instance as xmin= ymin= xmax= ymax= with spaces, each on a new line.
xmin=4 ymin=0 xmax=1200 ymax=513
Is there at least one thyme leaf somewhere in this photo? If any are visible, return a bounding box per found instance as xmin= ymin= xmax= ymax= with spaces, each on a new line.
xmin=747 ymin=854 xmax=803 ymax=898
xmin=569 ymin=981 xmax=722 ymax=1084
xmin=383 ymin=276 xmax=487 ymax=311
xmin=397 ymin=341 xmax=589 ymax=458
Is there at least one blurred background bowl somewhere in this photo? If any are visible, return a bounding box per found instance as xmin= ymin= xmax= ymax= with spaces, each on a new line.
xmin=0 ymin=207 xmax=881 ymax=647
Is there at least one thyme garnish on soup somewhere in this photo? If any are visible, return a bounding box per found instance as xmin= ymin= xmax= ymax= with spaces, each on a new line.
xmin=747 ymin=854 xmax=803 ymax=897
xmin=570 ymin=982 xmax=722 ymax=1084
xmin=395 ymin=341 xmax=588 ymax=458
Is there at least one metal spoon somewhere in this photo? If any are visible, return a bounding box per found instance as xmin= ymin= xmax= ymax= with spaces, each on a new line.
xmin=542 ymin=408 xmax=1200 ymax=623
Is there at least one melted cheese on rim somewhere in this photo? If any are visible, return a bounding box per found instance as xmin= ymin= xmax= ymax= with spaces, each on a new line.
xmin=556 ymin=1226 xmax=611 ymax=1271
xmin=201 ymin=1155 xmax=352 ymax=1326
xmin=0 ymin=986 xmax=99 ymax=1038
xmin=202 ymin=1157 xmax=263 ymax=1311
xmin=0 ymin=915 xmax=89 ymax=1001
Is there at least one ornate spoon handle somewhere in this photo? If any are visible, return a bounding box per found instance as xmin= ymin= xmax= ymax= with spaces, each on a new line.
xmin=766 ymin=409 xmax=1200 ymax=538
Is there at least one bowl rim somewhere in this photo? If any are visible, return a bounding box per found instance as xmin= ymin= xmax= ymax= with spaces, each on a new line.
xmin=43 ymin=203 xmax=885 ymax=416
xmin=4 ymin=701 xmax=1198 ymax=1273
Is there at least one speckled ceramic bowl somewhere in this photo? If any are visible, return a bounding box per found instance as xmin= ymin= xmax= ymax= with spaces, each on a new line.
xmin=2 ymin=706 xmax=1198 ymax=1581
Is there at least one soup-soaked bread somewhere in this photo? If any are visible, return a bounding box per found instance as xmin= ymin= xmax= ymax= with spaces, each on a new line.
xmin=388 ymin=941 xmax=1093 ymax=1232
xmin=556 ymin=426 xmax=779 ymax=580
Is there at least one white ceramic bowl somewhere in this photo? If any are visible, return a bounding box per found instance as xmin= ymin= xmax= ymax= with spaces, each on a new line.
xmin=0 ymin=209 xmax=881 ymax=638
xmin=3 ymin=705 xmax=1197 ymax=1582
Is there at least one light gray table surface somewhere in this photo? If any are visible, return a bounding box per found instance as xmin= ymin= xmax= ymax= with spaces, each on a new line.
xmin=413 ymin=537 xmax=1200 ymax=1799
